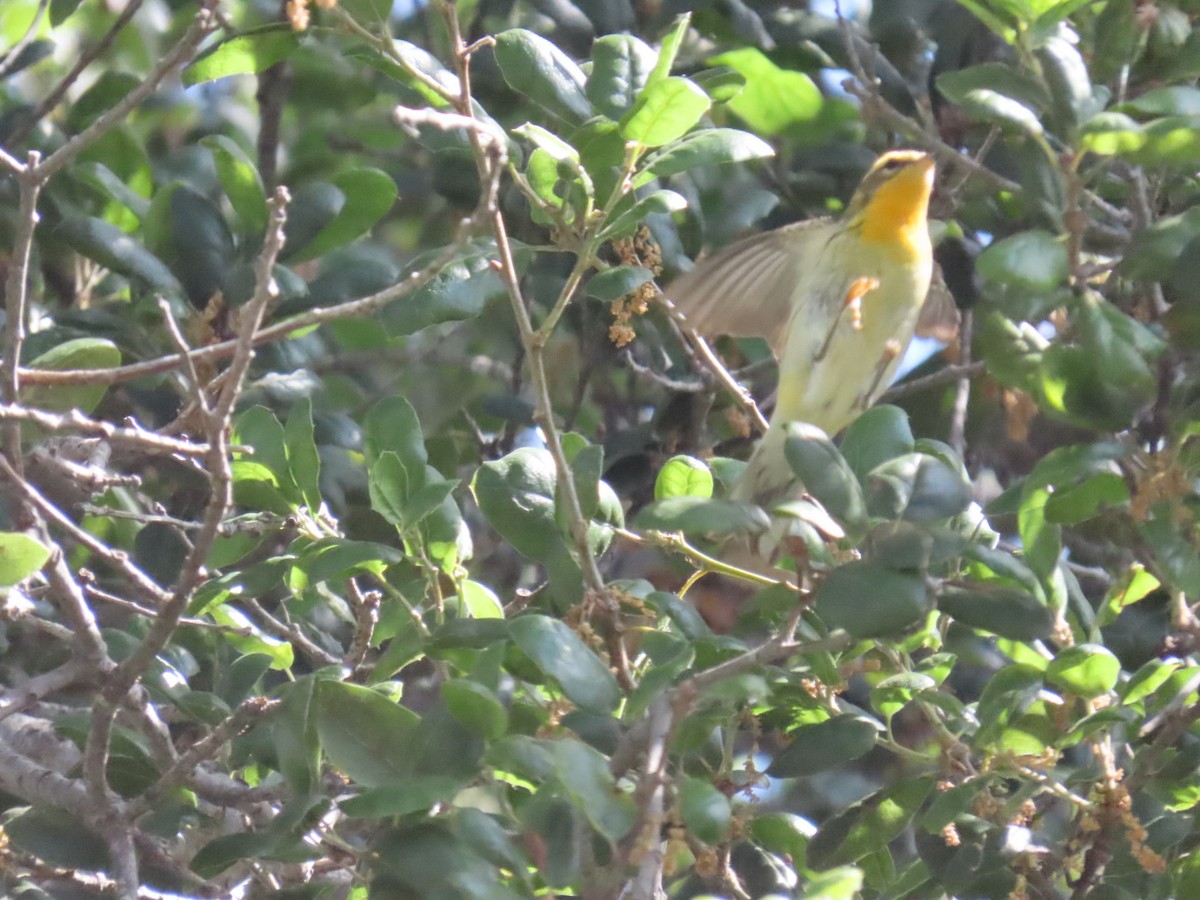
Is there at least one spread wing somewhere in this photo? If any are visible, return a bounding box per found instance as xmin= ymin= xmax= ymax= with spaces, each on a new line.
xmin=662 ymin=219 xmax=830 ymax=356
xmin=914 ymin=262 xmax=961 ymax=342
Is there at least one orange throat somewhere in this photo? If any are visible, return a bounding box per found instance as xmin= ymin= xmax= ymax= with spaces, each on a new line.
xmin=859 ymin=160 xmax=934 ymax=258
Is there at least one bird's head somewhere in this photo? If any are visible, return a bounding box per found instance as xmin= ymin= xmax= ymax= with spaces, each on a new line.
xmin=846 ymin=150 xmax=935 ymax=255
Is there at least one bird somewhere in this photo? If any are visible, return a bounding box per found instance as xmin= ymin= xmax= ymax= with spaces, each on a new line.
xmin=663 ymin=149 xmax=957 ymax=506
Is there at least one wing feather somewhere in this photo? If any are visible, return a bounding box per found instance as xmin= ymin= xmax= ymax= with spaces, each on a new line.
xmin=663 ymin=219 xmax=831 ymax=354
xmin=914 ymin=262 xmax=961 ymax=342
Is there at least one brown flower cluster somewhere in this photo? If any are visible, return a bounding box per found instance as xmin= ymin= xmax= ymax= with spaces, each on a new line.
xmin=608 ymin=225 xmax=663 ymax=348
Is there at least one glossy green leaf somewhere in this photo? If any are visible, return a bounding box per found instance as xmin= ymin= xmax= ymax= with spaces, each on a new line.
xmin=814 ymin=562 xmax=927 ymax=638
xmin=654 ymin=455 xmax=714 ymax=500
xmin=601 ymin=188 xmax=687 ymax=240
xmin=586 ymin=265 xmax=654 ymax=302
xmin=586 ymin=34 xmax=658 ymax=119
xmin=509 ymin=614 xmax=619 ymax=712
xmin=285 ymin=398 xmax=322 ymax=512
xmin=767 ymin=715 xmax=878 ymax=777
xmin=807 ymin=778 xmax=932 ymax=870
xmin=183 ymin=27 xmax=300 ymax=86
xmin=678 ymin=776 xmax=732 ymax=844
xmin=709 ymin=48 xmax=823 ymax=137
xmin=493 ymin=29 xmax=591 ymax=123
xmin=552 ymin=740 xmax=636 ymax=842
xmin=937 ymin=585 xmax=1054 ymax=641
xmin=289 ymin=168 xmax=397 ymax=262
xmin=316 ymin=681 xmax=420 ymax=787
xmin=977 ymin=231 xmax=1067 ymax=292
xmin=620 ymin=76 xmax=711 ymax=148
xmin=442 ymin=679 xmax=508 ymax=739
xmin=635 ymin=127 xmax=773 ymax=187
xmin=383 ymin=242 xmax=515 ymax=336
xmin=0 ymin=532 xmax=51 ymax=586
xmin=54 ymin=216 xmax=179 ymax=293
xmin=202 ymin=134 xmax=267 ymax=236
xmin=865 ymin=453 xmax=971 ymax=522
xmin=784 ymin=423 xmax=867 ymax=528
xmin=936 ymin=63 xmax=1049 ymax=113
xmin=1045 ymin=644 xmax=1120 ymax=698
xmin=22 ymin=337 xmax=121 ymax=415
xmin=636 ymin=496 xmax=769 ymax=536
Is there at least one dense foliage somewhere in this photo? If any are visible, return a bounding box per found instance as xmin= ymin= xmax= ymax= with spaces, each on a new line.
xmin=3 ymin=0 xmax=1200 ymax=897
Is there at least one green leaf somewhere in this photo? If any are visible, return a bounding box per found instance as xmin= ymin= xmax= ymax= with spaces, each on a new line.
xmin=235 ymin=406 xmax=299 ymax=504
xmin=586 ymin=265 xmax=654 ymax=302
xmin=958 ymin=88 xmax=1044 ymax=137
xmin=1079 ymin=111 xmax=1146 ymax=157
xmin=1037 ymin=35 xmax=1096 ymax=135
xmin=6 ymin=807 xmax=109 ymax=870
xmin=784 ymin=423 xmax=867 ymax=528
xmin=473 ymin=448 xmax=562 ymax=561
xmin=936 ymin=63 xmax=1049 ymax=114
xmin=442 ymin=679 xmax=508 ymax=739
xmin=493 ymin=29 xmax=591 ymax=123
xmin=678 ymin=776 xmax=731 ymax=844
xmin=1045 ymin=644 xmax=1120 ymax=698
xmin=1121 ymin=206 xmax=1200 ymax=281
xmin=54 ymin=216 xmax=180 ymax=293
xmin=551 ymin=740 xmax=636 ymax=843
xmin=289 ymin=168 xmax=397 ymax=262
xmin=636 ymin=496 xmax=769 ymax=536
xmin=209 ymin=605 xmax=294 ymax=670
xmin=340 ymin=0 xmax=392 ymax=25
xmin=708 ymin=48 xmax=823 ymax=137
xmin=807 ymin=778 xmax=932 ymax=869
xmin=620 ymin=77 xmax=711 ymax=148
xmin=840 ymin=405 xmax=915 ymax=483
xmin=978 ymin=230 xmax=1067 ymax=292
xmin=22 ymin=337 xmax=121 ymax=416
xmin=1119 ymin=85 xmax=1200 ymax=118
xmin=601 ymin=189 xmax=687 ymax=241
xmin=647 ymin=13 xmax=691 ymax=87
xmin=655 ymin=455 xmax=714 ymax=500
xmin=937 ymin=584 xmax=1054 ymax=641
xmin=285 ymin=398 xmax=322 ymax=512
xmin=383 ymin=242 xmax=516 ymax=336
xmin=767 ymin=715 xmax=878 ymax=777
xmin=635 ymin=128 xmax=774 ymax=187
xmin=586 ymin=34 xmax=658 ymax=120
xmin=865 ymin=453 xmax=971 ymax=522
xmin=145 ymin=183 xmax=235 ymax=308
xmin=341 ymin=776 xmax=465 ymax=818
xmin=201 ymin=135 xmax=268 ymax=236
xmin=0 ymin=533 xmax=50 ymax=586
xmin=1018 ymin=482 xmax=1061 ymax=581
xmin=273 ymin=676 xmax=320 ymax=794
xmin=73 ymin=161 xmax=151 ymax=222
xmin=365 ymin=395 xmax=427 ymax=471
xmin=316 ymin=681 xmax=420 ymax=787
xmin=183 ymin=27 xmax=300 ymax=87
xmin=508 ymin=614 xmax=620 ymax=712
xmin=813 ymin=562 xmax=928 ymax=638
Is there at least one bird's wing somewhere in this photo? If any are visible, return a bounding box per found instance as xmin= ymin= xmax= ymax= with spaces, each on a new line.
xmin=662 ymin=219 xmax=831 ymax=356
xmin=914 ymin=262 xmax=961 ymax=342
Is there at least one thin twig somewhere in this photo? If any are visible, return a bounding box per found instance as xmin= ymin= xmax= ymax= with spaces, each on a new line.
xmin=0 ymin=403 xmax=218 ymax=456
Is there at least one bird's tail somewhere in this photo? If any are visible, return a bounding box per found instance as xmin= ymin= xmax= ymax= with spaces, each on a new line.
xmin=731 ymin=424 xmax=793 ymax=506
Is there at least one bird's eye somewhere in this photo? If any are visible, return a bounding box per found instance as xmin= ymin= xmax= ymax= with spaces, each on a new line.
xmin=880 ymin=158 xmax=907 ymax=172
